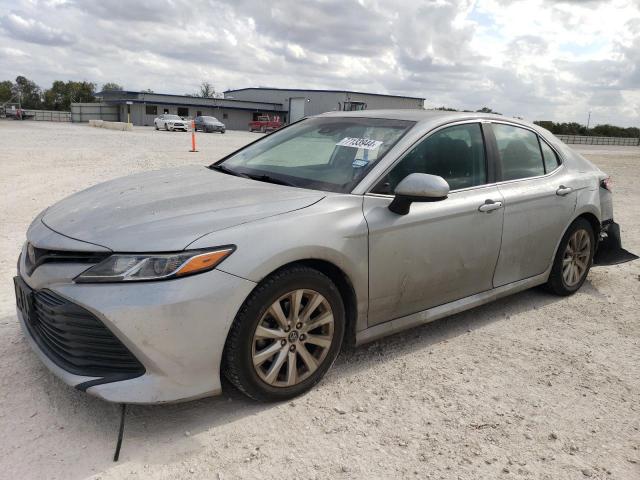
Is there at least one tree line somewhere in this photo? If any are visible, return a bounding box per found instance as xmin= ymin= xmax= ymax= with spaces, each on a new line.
xmin=533 ymin=121 xmax=640 ymax=139
xmin=0 ymin=76 xmax=124 ymax=111
xmin=1 ymin=76 xmax=221 ymax=111
xmin=433 ymin=106 xmax=638 ymax=138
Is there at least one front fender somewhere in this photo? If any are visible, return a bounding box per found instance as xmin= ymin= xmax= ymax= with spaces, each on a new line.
xmin=188 ymin=195 xmax=370 ymax=329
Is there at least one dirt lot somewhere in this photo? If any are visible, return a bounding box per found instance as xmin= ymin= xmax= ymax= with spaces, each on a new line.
xmin=0 ymin=121 xmax=638 ymax=480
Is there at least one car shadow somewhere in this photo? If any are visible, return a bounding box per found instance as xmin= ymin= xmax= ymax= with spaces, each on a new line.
xmin=1 ymin=279 xmax=601 ymax=478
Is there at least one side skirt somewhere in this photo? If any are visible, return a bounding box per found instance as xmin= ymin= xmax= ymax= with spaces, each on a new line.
xmin=355 ymin=271 xmax=549 ymax=346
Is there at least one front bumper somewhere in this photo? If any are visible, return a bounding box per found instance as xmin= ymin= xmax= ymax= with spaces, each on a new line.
xmin=17 ymin=266 xmax=256 ymax=403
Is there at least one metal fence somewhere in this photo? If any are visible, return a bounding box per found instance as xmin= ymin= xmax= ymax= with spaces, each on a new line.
xmin=28 ymin=110 xmax=71 ymax=122
xmin=71 ymin=103 xmax=119 ymax=122
xmin=557 ymin=135 xmax=640 ymax=146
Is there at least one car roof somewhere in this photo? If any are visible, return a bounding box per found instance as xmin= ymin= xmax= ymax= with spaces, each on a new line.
xmin=317 ymin=109 xmax=539 ymax=131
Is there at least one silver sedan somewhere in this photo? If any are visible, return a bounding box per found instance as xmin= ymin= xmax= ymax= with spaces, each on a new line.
xmin=14 ymin=110 xmax=636 ymax=403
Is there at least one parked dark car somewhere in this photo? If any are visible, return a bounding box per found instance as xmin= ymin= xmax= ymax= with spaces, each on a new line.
xmin=194 ymin=116 xmax=226 ymax=133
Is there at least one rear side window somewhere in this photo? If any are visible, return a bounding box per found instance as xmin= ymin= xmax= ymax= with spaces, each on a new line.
xmin=492 ymin=124 xmax=544 ymax=181
xmin=540 ymin=139 xmax=560 ymax=172
xmin=373 ymin=123 xmax=487 ymax=193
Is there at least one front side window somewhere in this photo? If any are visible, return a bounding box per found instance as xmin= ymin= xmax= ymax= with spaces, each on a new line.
xmin=540 ymin=138 xmax=560 ymax=173
xmin=492 ymin=123 xmax=545 ymax=181
xmin=217 ymin=117 xmax=414 ymax=193
xmin=372 ymin=123 xmax=487 ymax=193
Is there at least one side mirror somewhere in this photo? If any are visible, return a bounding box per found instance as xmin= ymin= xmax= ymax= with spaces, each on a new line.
xmin=388 ymin=173 xmax=449 ymax=215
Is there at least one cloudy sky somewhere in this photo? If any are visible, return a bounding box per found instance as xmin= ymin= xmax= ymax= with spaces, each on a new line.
xmin=1 ymin=0 xmax=639 ymax=126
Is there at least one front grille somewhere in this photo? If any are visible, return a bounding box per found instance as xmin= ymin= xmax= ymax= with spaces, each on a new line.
xmin=24 ymin=288 xmax=145 ymax=378
xmin=24 ymin=245 xmax=109 ymax=276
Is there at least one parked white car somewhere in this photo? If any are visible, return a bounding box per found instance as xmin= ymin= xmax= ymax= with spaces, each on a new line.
xmin=154 ymin=114 xmax=188 ymax=132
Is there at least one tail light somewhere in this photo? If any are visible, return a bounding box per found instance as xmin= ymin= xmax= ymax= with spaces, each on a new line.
xmin=600 ymin=177 xmax=613 ymax=192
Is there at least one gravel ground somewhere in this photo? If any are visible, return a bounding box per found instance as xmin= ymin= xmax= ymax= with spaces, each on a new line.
xmin=0 ymin=121 xmax=638 ymax=480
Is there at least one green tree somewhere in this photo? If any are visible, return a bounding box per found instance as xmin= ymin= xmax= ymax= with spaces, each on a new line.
xmin=13 ymin=75 xmax=42 ymax=109
xmin=0 ymin=80 xmax=13 ymax=103
xmin=476 ymin=106 xmax=501 ymax=115
xmin=101 ymin=82 xmax=123 ymax=92
xmin=43 ymin=80 xmax=96 ymax=111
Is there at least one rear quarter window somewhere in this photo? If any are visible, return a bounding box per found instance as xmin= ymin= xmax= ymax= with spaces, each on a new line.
xmin=539 ymin=138 xmax=560 ymax=173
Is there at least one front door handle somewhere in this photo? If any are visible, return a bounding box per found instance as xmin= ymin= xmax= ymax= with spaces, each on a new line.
xmin=556 ymin=185 xmax=573 ymax=196
xmin=478 ymin=199 xmax=503 ymax=213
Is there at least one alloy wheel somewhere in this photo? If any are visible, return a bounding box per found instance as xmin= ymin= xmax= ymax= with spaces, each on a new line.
xmin=562 ymin=228 xmax=591 ymax=287
xmin=252 ymin=289 xmax=334 ymax=387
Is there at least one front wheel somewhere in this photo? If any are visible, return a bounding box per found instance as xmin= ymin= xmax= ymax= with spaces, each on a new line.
xmin=223 ymin=266 xmax=345 ymax=401
xmin=546 ymin=218 xmax=595 ymax=296
xmin=155 ymin=123 xmax=159 ymax=130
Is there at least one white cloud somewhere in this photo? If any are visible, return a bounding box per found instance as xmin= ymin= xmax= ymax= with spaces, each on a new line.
xmin=0 ymin=0 xmax=638 ymax=126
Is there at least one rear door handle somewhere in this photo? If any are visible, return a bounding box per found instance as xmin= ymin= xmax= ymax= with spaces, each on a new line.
xmin=556 ymin=185 xmax=573 ymax=196
xmin=478 ymin=199 xmax=503 ymax=213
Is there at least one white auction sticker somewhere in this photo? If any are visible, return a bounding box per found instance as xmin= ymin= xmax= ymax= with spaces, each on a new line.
xmin=336 ymin=137 xmax=383 ymax=150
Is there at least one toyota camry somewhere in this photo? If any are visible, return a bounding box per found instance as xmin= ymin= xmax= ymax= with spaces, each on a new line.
xmin=14 ymin=110 xmax=636 ymax=403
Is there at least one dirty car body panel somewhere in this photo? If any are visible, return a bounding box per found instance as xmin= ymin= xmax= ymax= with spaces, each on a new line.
xmin=15 ymin=110 xmax=635 ymax=403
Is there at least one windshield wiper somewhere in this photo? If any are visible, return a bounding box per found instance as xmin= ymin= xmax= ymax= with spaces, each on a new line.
xmin=245 ymin=173 xmax=296 ymax=187
xmin=210 ymin=164 xmax=295 ymax=187
xmin=209 ymin=164 xmax=250 ymax=179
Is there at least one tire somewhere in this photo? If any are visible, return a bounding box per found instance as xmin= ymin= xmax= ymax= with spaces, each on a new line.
xmin=155 ymin=123 xmax=159 ymax=131
xmin=223 ymin=265 xmax=345 ymax=402
xmin=545 ymin=218 xmax=595 ymax=296
xmin=164 ymin=123 xmax=169 ymax=131
xmin=220 ymin=129 xmax=225 ymax=134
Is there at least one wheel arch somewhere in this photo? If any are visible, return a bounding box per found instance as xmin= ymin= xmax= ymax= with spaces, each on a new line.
xmin=546 ymin=208 xmax=602 ymax=276
xmin=253 ymin=259 xmax=359 ymax=348
xmin=575 ymin=211 xmax=601 ymax=239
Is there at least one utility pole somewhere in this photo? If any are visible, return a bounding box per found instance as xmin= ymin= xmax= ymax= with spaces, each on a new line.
xmin=586 ymin=110 xmax=592 ymax=129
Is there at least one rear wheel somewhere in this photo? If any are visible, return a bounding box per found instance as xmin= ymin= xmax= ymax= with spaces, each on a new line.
xmin=223 ymin=266 xmax=345 ymax=401
xmin=546 ymin=218 xmax=595 ymax=296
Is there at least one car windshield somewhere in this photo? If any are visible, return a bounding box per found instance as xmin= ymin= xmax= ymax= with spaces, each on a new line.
xmin=202 ymin=116 xmax=218 ymax=122
xmin=164 ymin=115 xmax=181 ymax=120
xmin=214 ymin=117 xmax=414 ymax=193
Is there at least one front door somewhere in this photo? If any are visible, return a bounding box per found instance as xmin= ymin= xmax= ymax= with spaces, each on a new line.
xmin=364 ymin=122 xmax=504 ymax=326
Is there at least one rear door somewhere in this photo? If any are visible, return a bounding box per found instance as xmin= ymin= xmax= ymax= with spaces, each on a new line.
xmin=364 ymin=122 xmax=505 ymax=326
xmin=488 ymin=122 xmax=577 ymax=286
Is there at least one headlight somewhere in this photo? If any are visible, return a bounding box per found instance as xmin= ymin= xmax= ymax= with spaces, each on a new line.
xmin=75 ymin=247 xmax=234 ymax=283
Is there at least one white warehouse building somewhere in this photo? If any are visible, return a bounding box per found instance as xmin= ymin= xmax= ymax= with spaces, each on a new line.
xmin=224 ymin=87 xmax=425 ymax=123
xmin=74 ymin=88 xmax=425 ymax=130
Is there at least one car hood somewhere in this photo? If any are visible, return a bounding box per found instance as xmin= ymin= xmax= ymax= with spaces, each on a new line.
xmin=41 ymin=166 xmax=325 ymax=252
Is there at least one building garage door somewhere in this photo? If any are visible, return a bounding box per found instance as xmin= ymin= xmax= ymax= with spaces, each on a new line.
xmin=289 ymin=97 xmax=306 ymax=123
